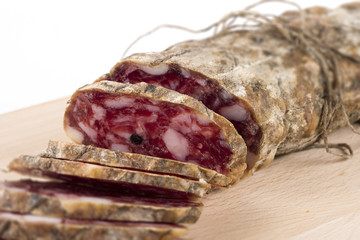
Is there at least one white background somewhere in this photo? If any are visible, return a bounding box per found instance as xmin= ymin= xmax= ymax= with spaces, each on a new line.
xmin=0 ymin=0 xmax=350 ymax=114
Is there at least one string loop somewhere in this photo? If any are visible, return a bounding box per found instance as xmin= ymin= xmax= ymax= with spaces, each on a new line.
xmin=122 ymin=0 xmax=360 ymax=158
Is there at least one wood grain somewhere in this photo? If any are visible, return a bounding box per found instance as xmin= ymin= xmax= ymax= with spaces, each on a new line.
xmin=0 ymin=98 xmax=359 ymax=240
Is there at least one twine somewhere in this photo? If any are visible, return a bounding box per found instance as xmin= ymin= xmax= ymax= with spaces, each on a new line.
xmin=122 ymin=0 xmax=360 ymax=158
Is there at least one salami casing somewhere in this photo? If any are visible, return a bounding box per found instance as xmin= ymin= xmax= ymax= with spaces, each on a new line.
xmin=42 ymin=140 xmax=231 ymax=187
xmin=8 ymin=155 xmax=210 ymax=198
xmin=0 ymin=180 xmax=203 ymax=224
xmin=0 ymin=211 xmax=186 ymax=240
xmin=64 ymin=81 xmax=247 ymax=185
xmin=105 ymin=3 xmax=360 ymax=176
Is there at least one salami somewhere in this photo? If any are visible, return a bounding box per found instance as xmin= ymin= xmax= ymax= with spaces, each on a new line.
xmin=42 ymin=140 xmax=231 ymax=187
xmin=103 ymin=3 xmax=360 ymax=176
xmin=8 ymin=155 xmax=210 ymax=199
xmin=0 ymin=211 xmax=186 ymax=240
xmin=64 ymin=81 xmax=247 ymax=184
xmin=0 ymin=180 xmax=202 ymax=224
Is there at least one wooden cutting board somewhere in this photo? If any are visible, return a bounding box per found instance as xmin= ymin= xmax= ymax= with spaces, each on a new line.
xmin=0 ymin=98 xmax=359 ymax=240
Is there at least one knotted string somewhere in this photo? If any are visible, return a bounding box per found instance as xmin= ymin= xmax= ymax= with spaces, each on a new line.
xmin=122 ymin=0 xmax=360 ymax=158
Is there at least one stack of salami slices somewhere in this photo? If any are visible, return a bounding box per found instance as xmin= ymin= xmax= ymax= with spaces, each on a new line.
xmin=4 ymin=140 xmax=209 ymax=239
xmin=2 ymin=74 xmax=248 ymax=238
xmin=3 ymin=79 xmax=249 ymax=239
xmin=3 ymin=3 xmax=360 ymax=240
xmin=3 ymin=82 xmax=247 ymax=239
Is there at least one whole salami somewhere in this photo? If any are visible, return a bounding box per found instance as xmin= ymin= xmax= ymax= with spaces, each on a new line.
xmin=100 ymin=3 xmax=360 ymax=177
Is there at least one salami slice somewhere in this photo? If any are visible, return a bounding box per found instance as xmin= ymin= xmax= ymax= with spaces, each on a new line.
xmin=0 ymin=211 xmax=186 ymax=240
xmin=105 ymin=4 xmax=360 ymax=176
xmin=41 ymin=140 xmax=231 ymax=187
xmin=8 ymin=155 xmax=210 ymax=199
xmin=0 ymin=180 xmax=202 ymax=224
xmin=64 ymin=81 xmax=247 ymax=184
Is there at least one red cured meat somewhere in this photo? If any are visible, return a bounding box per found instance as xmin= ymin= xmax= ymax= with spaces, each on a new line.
xmin=3 ymin=180 xmax=201 ymax=207
xmin=107 ymin=62 xmax=262 ymax=155
xmin=65 ymin=90 xmax=234 ymax=174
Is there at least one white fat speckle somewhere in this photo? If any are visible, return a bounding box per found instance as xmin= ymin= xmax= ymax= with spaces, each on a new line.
xmin=219 ymin=104 xmax=247 ymax=121
xmin=111 ymin=143 xmax=130 ymax=152
xmin=144 ymin=104 xmax=160 ymax=112
xmin=199 ymin=178 xmax=207 ymax=184
xmin=148 ymin=113 xmax=158 ymax=122
xmin=195 ymin=114 xmax=211 ymax=126
xmin=181 ymin=68 xmax=191 ymax=78
xmin=212 ymin=98 xmax=221 ymax=108
xmin=139 ymin=64 xmax=169 ymax=75
xmin=148 ymin=99 xmax=158 ymax=105
xmin=172 ymin=113 xmax=191 ymax=126
xmin=104 ymin=97 xmax=134 ymax=109
xmin=201 ymin=130 xmax=214 ymax=138
xmin=65 ymin=125 xmax=84 ymax=143
xmin=219 ymin=140 xmax=229 ymax=148
xmin=191 ymin=122 xmax=201 ymax=132
xmin=169 ymin=80 xmax=180 ymax=89
xmin=219 ymin=90 xmax=233 ymax=101
xmin=107 ymin=132 xmax=131 ymax=143
xmin=73 ymin=99 xmax=79 ymax=112
xmin=91 ymin=104 xmax=106 ymax=120
xmin=170 ymin=113 xmax=203 ymax=134
xmin=195 ymin=78 xmax=207 ymax=87
xmin=78 ymin=122 xmax=98 ymax=142
xmin=162 ymin=128 xmax=189 ymax=161
xmin=135 ymin=122 xmax=147 ymax=135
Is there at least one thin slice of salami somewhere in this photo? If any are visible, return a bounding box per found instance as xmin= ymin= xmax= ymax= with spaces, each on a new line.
xmin=41 ymin=140 xmax=231 ymax=187
xmin=0 ymin=180 xmax=202 ymax=224
xmin=8 ymin=155 xmax=210 ymax=199
xmin=0 ymin=211 xmax=186 ymax=240
xmin=105 ymin=4 xmax=360 ymax=176
xmin=64 ymin=81 xmax=247 ymax=184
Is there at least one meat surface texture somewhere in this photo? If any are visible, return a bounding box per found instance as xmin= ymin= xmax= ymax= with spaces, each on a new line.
xmin=64 ymin=81 xmax=247 ymax=184
xmin=105 ymin=3 xmax=360 ymax=176
xmin=0 ymin=180 xmax=203 ymax=224
xmin=0 ymin=211 xmax=186 ymax=240
xmin=107 ymin=62 xmax=262 ymax=166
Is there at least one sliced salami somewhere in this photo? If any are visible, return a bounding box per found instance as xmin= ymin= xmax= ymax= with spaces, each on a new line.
xmin=105 ymin=4 xmax=360 ymax=176
xmin=41 ymin=140 xmax=231 ymax=187
xmin=63 ymin=81 xmax=247 ymax=184
xmin=0 ymin=211 xmax=186 ymax=240
xmin=8 ymin=155 xmax=210 ymax=199
xmin=0 ymin=180 xmax=202 ymax=224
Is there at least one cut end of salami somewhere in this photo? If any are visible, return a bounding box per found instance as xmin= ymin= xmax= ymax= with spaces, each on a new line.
xmin=64 ymin=81 xmax=247 ymax=183
xmin=107 ymin=61 xmax=263 ymax=166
